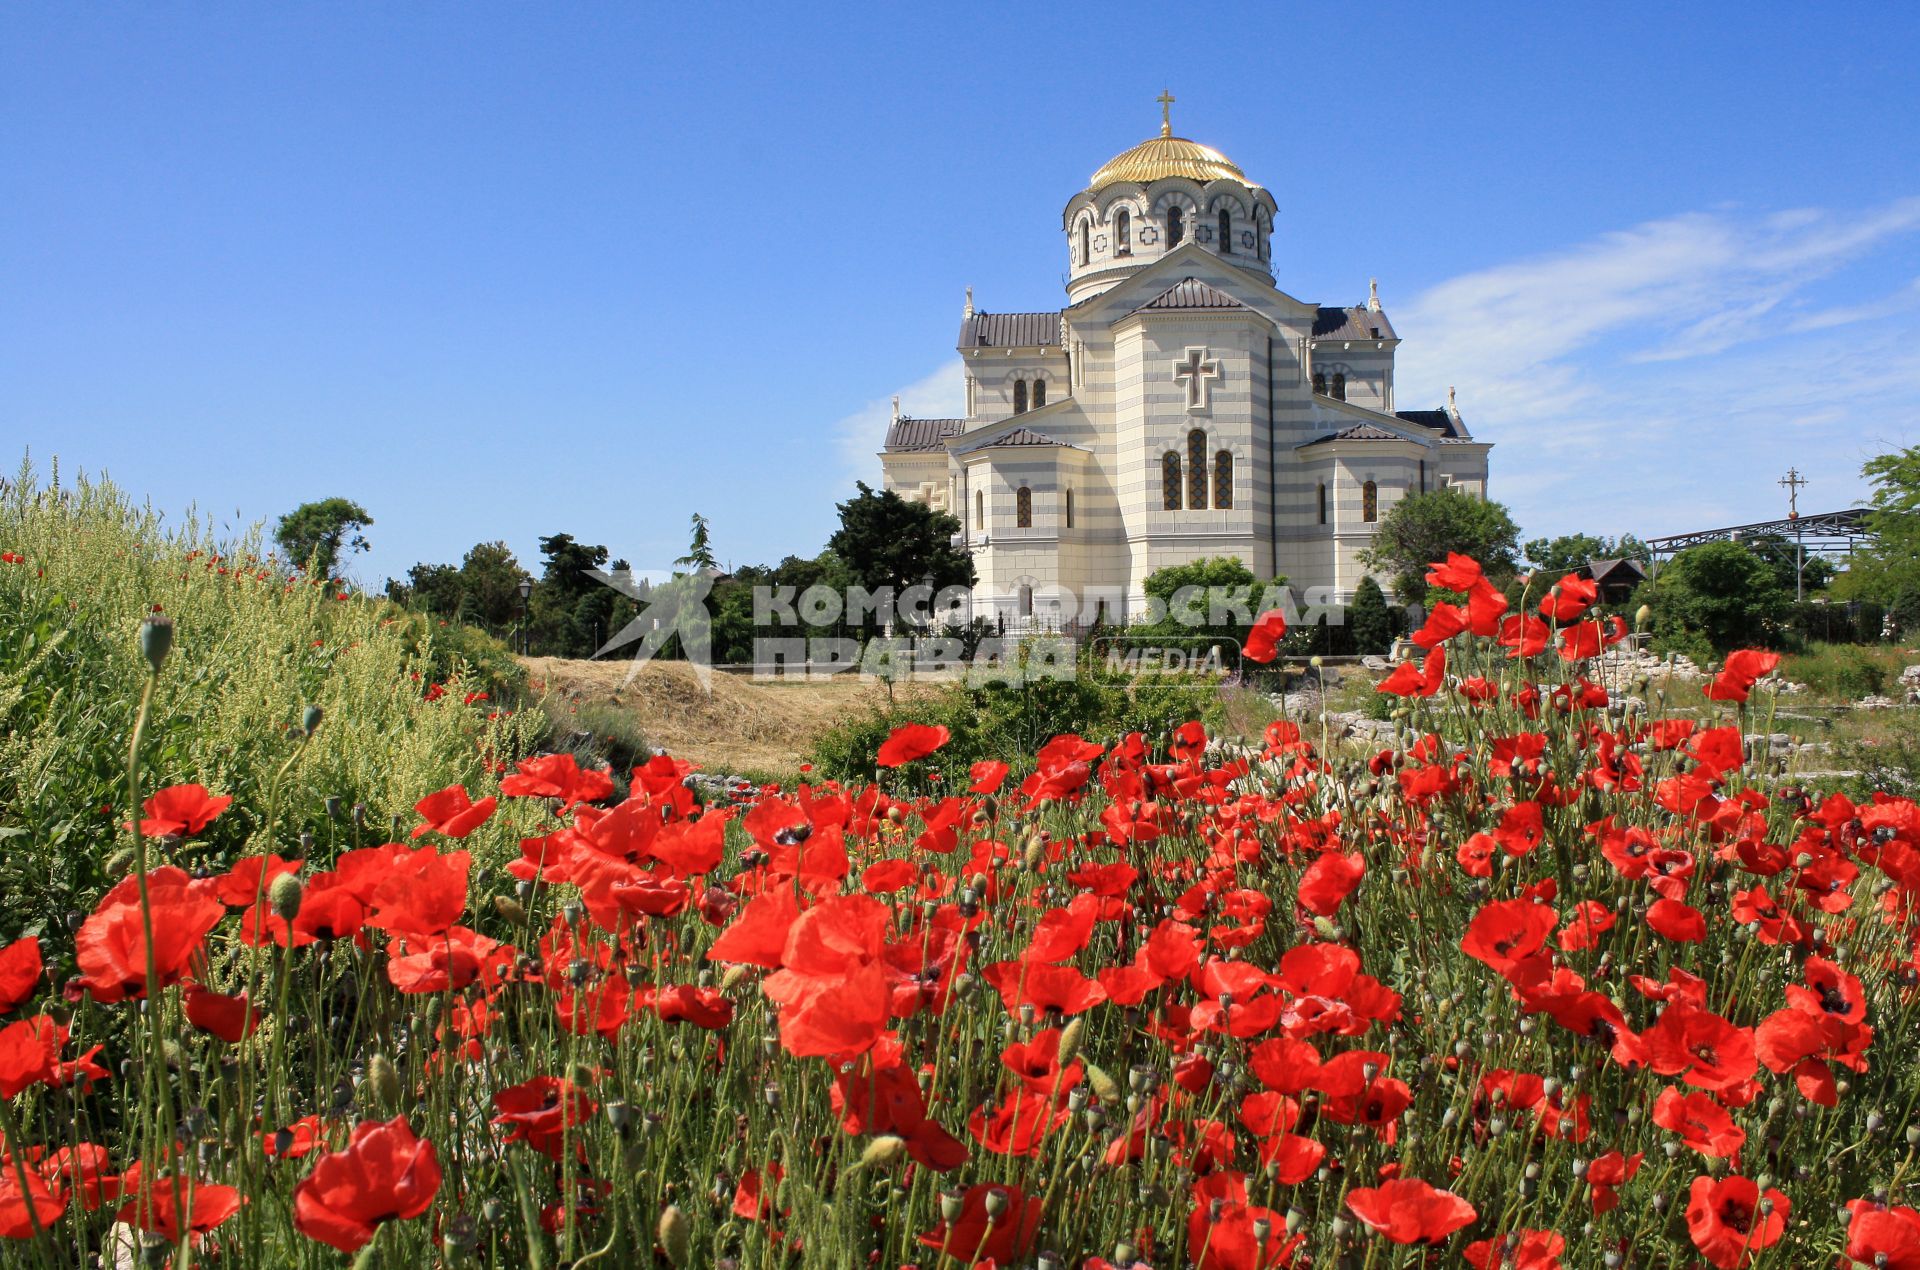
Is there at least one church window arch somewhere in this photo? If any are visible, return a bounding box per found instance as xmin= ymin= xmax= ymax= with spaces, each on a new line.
xmin=1312 ymin=371 xmax=1327 ymax=395
xmin=1064 ymin=487 xmax=1074 ymax=528
xmin=1317 ymin=482 xmax=1328 ymax=524
xmin=1332 ymin=373 xmax=1346 ymax=401
xmin=1019 ymin=585 xmax=1034 ymax=618
xmin=1217 ymin=210 xmax=1232 ymax=254
xmin=1013 ymin=379 xmax=1028 ymax=414
xmin=1016 ymin=486 xmax=1032 ymax=528
xmin=1362 ymin=480 xmax=1379 ymax=523
xmin=1162 ymin=452 xmax=1182 ymax=510
xmin=975 ymin=488 xmax=985 ymax=531
xmin=1079 ymin=219 xmax=1090 ymax=265
xmin=1167 ymin=206 xmax=1184 ymax=248
xmin=1115 ymin=208 xmax=1131 ymax=257
xmin=1187 ymin=430 xmax=1208 ymax=510
xmin=1213 ymin=451 xmax=1233 ymax=509
xmin=1032 ymin=378 xmax=1046 ymax=409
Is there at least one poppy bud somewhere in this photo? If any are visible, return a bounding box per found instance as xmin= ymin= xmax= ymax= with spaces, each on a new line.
xmin=139 ymin=613 xmax=174 ymax=673
xmin=106 ymin=848 xmax=135 ymax=880
xmin=368 ymin=1053 xmax=401 ymax=1109
xmin=491 ymin=895 xmax=526 ymax=925
xmin=857 ymin=1135 xmax=907 ymax=1169
xmin=1057 ymin=1015 xmax=1086 ymax=1067
xmin=302 ymin=704 xmax=324 ymax=736
xmin=657 ymin=1204 xmax=690 ymax=1266
xmin=268 ymin=872 xmax=304 ymax=922
xmin=1634 ymin=604 xmax=1652 ymax=631
xmin=1084 ymin=1062 xmax=1120 ymax=1106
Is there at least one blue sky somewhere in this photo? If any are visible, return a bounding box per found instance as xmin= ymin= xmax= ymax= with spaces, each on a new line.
xmin=5 ymin=4 xmax=1918 ymax=586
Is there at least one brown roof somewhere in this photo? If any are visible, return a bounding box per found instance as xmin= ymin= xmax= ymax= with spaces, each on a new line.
xmin=883 ymin=417 xmax=965 ymax=453
xmin=1395 ymin=408 xmax=1466 ymax=440
xmin=1137 ymin=277 xmax=1249 ymax=311
xmin=952 ymin=425 xmax=1079 ymax=455
xmin=958 ymin=311 xmax=1060 ymax=349
xmin=1297 ymin=422 xmax=1412 ymax=447
xmin=1312 ymin=305 xmax=1397 ymax=341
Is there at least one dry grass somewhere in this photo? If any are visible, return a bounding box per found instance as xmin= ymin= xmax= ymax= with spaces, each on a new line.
xmin=522 ymin=656 xmax=938 ymax=776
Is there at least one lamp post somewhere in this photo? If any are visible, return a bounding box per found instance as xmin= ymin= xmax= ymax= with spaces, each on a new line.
xmin=517 ymin=578 xmax=534 ymax=655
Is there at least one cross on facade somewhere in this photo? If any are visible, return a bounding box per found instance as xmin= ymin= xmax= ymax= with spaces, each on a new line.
xmin=1779 ymin=467 xmax=1807 ymax=519
xmin=1173 ymin=347 xmax=1219 ymax=409
xmin=1157 ymin=89 xmax=1175 ymax=137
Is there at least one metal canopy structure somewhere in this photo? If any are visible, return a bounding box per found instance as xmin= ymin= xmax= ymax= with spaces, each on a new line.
xmin=1644 ymin=507 xmax=1874 ymax=559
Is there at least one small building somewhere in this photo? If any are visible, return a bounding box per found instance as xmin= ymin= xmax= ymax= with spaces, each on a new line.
xmin=1581 ymin=557 xmax=1648 ymax=606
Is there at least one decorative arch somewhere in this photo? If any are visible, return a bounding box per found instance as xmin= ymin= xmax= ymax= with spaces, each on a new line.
xmin=1312 ymin=371 xmax=1328 ymax=395
xmin=1015 ymin=486 xmax=1032 ymax=529
xmin=1331 ymin=373 xmax=1346 ymax=401
xmin=1217 ymin=209 xmax=1232 ymax=254
xmin=1079 ymin=218 xmax=1090 ymax=265
xmin=1187 ymin=429 xmax=1208 ymax=510
xmin=1213 ymin=450 xmax=1233 ymax=509
xmin=1162 ymin=451 xmax=1182 ymax=510
xmin=1166 ymin=205 xmax=1184 ymax=248
xmin=1032 ymin=378 xmax=1047 ymax=409
xmin=1114 ymin=208 xmax=1132 ymax=257
xmin=1362 ymin=480 xmax=1379 ymax=523
xmin=1013 ymin=379 xmax=1028 ymax=414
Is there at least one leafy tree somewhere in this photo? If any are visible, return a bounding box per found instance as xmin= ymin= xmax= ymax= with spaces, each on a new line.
xmin=1348 ymin=575 xmax=1401 ymax=654
xmin=274 ymin=498 xmax=372 ymax=579
xmin=1834 ymin=443 xmax=1920 ymax=630
xmin=457 ymin=541 xmax=531 ymax=628
xmin=1648 ymin=540 xmax=1792 ymax=652
xmin=1741 ymin=533 xmax=1836 ymax=597
xmin=1360 ymin=489 xmax=1520 ymax=601
xmin=676 ymin=513 xmax=719 ymax=572
xmin=1139 ymin=556 xmax=1284 ymax=641
xmin=828 ymin=483 xmax=974 ymax=631
xmin=1522 ymin=533 xmax=1610 ymax=577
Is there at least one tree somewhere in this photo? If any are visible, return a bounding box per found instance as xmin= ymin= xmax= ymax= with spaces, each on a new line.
xmin=275 ymin=498 xmax=373 ymax=579
xmin=1139 ymin=556 xmax=1284 ymax=642
xmin=457 ymin=541 xmax=531 ymax=628
xmin=1359 ymin=489 xmax=1520 ymax=601
xmin=1348 ymin=575 xmax=1400 ymax=654
xmin=827 ymin=483 xmax=974 ymax=631
xmin=1832 ymin=444 xmax=1920 ymax=627
xmin=1741 ymin=533 xmax=1836 ymax=597
xmin=1649 ymin=540 xmax=1792 ymax=652
xmin=676 ymin=513 xmax=719 ymax=573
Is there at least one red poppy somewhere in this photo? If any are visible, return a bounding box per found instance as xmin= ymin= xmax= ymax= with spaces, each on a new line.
xmin=0 ymin=1159 xmax=65 ymax=1239
xmin=117 ymin=1175 xmax=244 ymax=1244
xmin=1704 ymin=648 xmax=1782 ymax=703
xmin=1427 ymin=553 xmax=1485 ymax=592
xmin=493 ymin=1076 xmax=596 ymax=1161
xmin=132 ymin=783 xmax=232 ymax=838
xmin=1411 ymin=601 xmax=1469 ymax=648
xmin=1460 ymin=898 xmax=1557 ymax=977
xmin=1378 ymin=647 xmax=1446 ymax=698
xmin=1188 ymin=1170 xmax=1301 ymax=1268
xmin=211 ymin=854 xmax=301 ymax=908
xmin=1645 ymin=898 xmax=1707 ymax=943
xmin=0 ymin=1016 xmax=59 ymax=1099
xmin=969 ymin=759 xmax=1010 ymax=793
xmin=1464 ymin=1228 xmax=1566 ymax=1269
xmin=411 ymin=784 xmax=498 ymax=839
xmin=1297 ymin=850 xmax=1365 ymax=916
xmin=760 ymin=894 xmax=895 ymax=1056
xmin=0 ymin=938 xmax=41 ymax=1015
xmin=1844 ymin=1198 xmax=1920 ymax=1269
xmin=1652 ymin=1086 xmax=1745 ymax=1158
xmin=1242 ymin=609 xmax=1288 ymax=664
xmin=1344 ymin=1177 xmax=1478 ymax=1244
xmin=1538 ymin=573 xmax=1598 ymax=622
xmin=180 ymin=984 xmax=258 ymax=1043
xmin=75 ymin=867 xmax=226 ymax=1003
xmin=1586 ymin=1149 xmax=1643 ymax=1215
xmin=499 ymin=753 xmax=614 ymax=808
xmin=915 ymin=1183 xmax=1042 ymax=1263
xmin=1685 ymin=1174 xmax=1788 ymax=1268
xmin=877 ymin=722 xmax=950 ymax=768
xmin=292 ymin=1116 xmax=442 ymax=1252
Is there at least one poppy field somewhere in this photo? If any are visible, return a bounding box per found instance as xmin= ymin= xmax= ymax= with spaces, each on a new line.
xmin=6 ymin=504 xmax=1920 ymax=1268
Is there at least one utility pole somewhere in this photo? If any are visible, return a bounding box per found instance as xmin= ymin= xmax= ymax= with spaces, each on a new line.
xmin=1779 ymin=468 xmax=1808 ymax=601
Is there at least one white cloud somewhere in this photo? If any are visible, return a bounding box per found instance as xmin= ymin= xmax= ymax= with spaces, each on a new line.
xmin=1392 ymin=198 xmax=1920 ymax=543
xmin=830 ymin=359 xmax=965 ymax=487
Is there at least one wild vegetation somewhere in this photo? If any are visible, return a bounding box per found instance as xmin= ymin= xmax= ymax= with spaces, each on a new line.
xmin=6 ymin=470 xmax=1920 ymax=1270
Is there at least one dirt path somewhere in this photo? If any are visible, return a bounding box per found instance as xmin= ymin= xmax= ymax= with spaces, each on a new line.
xmin=521 ymin=657 xmax=933 ymax=776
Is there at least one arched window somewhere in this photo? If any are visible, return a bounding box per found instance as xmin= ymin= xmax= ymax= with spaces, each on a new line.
xmin=1317 ymin=482 xmax=1327 ymax=524
xmin=1016 ymin=486 xmax=1032 ymax=528
xmin=1312 ymin=371 xmax=1327 ymax=395
xmin=1187 ymin=429 xmax=1207 ymax=510
xmin=1032 ymin=379 xmax=1046 ymax=409
xmin=1218 ymin=210 xmax=1232 ymax=254
xmin=1064 ymin=488 xmax=1074 ymax=529
xmin=975 ymin=488 xmax=985 ymax=531
xmin=1079 ymin=220 xmax=1090 ymax=264
xmin=1162 ymin=452 xmax=1182 ymax=510
xmin=1167 ymin=206 xmax=1184 ymax=248
xmin=1013 ymin=379 xmax=1028 ymax=414
xmin=1332 ymin=373 xmax=1346 ymax=401
xmin=1115 ymin=209 xmax=1131 ymax=257
xmin=1362 ymin=480 xmax=1378 ymax=523
xmin=1019 ymin=585 xmax=1034 ymax=618
xmin=1213 ymin=451 xmax=1233 ymax=509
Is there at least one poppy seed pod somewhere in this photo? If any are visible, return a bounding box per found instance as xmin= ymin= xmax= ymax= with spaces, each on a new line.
xmin=139 ymin=613 xmax=174 ymax=673
xmin=302 ymin=705 xmax=323 ymax=736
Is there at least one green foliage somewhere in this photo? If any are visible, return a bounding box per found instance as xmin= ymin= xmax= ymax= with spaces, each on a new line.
xmin=1137 ymin=556 xmax=1286 ymax=647
xmin=1522 ymin=532 xmax=1650 ymax=576
xmin=390 ymin=540 xmax=532 ymax=633
xmin=0 ymin=462 xmax=542 ymax=938
xmin=1347 ymin=575 xmax=1401 ymax=654
xmin=1646 ymin=539 xmax=1792 ymax=652
xmin=676 ymin=512 xmax=719 ymax=572
xmin=1741 ymin=533 xmax=1837 ymax=595
xmin=1359 ymin=488 xmax=1520 ymax=601
xmin=827 ymin=482 xmax=974 ymax=630
xmin=1779 ymin=641 xmax=1900 ymax=700
xmin=1836 ymin=442 xmax=1920 ymax=630
xmin=272 ymin=496 xmax=373 ymax=578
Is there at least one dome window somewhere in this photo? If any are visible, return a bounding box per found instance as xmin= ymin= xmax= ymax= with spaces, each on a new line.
xmin=1032 ymin=379 xmax=1046 ymax=409
xmin=1013 ymin=379 xmax=1028 ymax=414
xmin=1115 ymin=209 xmax=1131 ymax=257
xmin=1167 ymin=206 xmax=1184 ymax=248
xmin=1218 ymin=210 xmax=1232 ymax=254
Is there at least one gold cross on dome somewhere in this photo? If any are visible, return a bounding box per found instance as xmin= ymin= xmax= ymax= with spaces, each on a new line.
xmin=1157 ymin=89 xmax=1175 ymax=136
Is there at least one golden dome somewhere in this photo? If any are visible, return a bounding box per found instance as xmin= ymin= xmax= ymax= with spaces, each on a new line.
xmin=1088 ymin=133 xmax=1252 ymax=189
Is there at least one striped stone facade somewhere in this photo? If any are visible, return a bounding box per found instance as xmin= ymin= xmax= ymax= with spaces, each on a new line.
xmin=880 ymin=126 xmax=1491 ymax=622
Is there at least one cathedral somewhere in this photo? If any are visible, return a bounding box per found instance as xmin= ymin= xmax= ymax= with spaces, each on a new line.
xmin=879 ymin=98 xmax=1491 ymax=624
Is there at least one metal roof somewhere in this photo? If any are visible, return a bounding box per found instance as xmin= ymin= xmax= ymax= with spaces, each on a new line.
xmin=1136 ymin=277 xmax=1250 ymax=311
xmin=1297 ymin=422 xmax=1413 ymax=447
xmin=1394 ymin=408 xmax=1466 ymax=440
xmin=952 ymin=425 xmax=1079 ymax=455
xmin=1312 ymin=305 xmax=1397 ymax=341
xmin=883 ymin=417 xmax=965 ymax=453
xmin=958 ymin=312 xmax=1060 ymax=349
